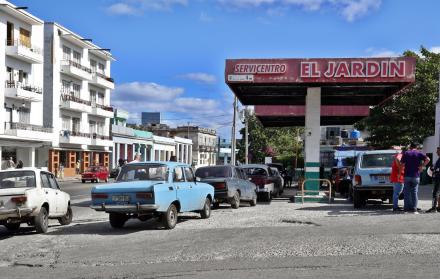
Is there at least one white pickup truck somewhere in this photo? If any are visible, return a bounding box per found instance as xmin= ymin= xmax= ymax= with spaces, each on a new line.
xmin=0 ymin=168 xmax=72 ymax=233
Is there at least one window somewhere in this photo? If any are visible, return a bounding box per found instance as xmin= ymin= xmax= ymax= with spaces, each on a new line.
xmin=73 ymin=51 xmax=81 ymax=64
xmin=90 ymin=59 xmax=97 ymax=72
xmin=97 ymin=92 xmax=104 ymax=105
xmin=18 ymin=70 xmax=28 ymax=84
xmin=361 ymin=154 xmax=395 ymax=168
xmin=98 ymin=63 xmax=105 ymax=74
xmin=40 ymin=173 xmax=51 ymax=188
xmin=184 ymin=167 xmax=194 ymax=182
xmin=6 ymin=22 xmax=14 ymax=46
xmin=47 ymin=174 xmax=59 ymax=189
xmin=61 ymin=80 xmax=70 ymax=93
xmin=89 ymin=121 xmax=96 ymax=134
xmin=173 ymin=167 xmax=185 ymax=182
xmin=6 ymin=67 xmax=13 ymax=82
xmin=72 ymin=118 xmax=80 ymax=133
xmin=195 ymin=166 xmax=230 ymax=179
xmin=72 ymin=83 xmax=80 ymax=98
xmin=19 ymin=28 xmax=31 ymax=48
xmin=90 ymin=90 xmax=96 ymax=104
xmin=19 ymin=108 xmax=30 ymax=124
xmin=63 ymin=46 xmax=71 ymax=60
xmin=0 ymin=171 xmax=36 ymax=189
xmin=97 ymin=122 xmax=104 ymax=135
xmin=62 ymin=116 xmax=70 ymax=130
xmin=117 ymin=164 xmax=168 ymax=182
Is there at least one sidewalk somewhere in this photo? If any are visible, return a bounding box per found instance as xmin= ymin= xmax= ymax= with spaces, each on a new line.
xmin=57 ymin=175 xmax=81 ymax=182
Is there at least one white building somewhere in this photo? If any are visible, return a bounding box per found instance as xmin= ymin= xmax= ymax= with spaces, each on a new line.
xmin=174 ymin=136 xmax=192 ymax=164
xmin=43 ymin=22 xmax=115 ymax=177
xmin=0 ymin=1 xmax=53 ymax=169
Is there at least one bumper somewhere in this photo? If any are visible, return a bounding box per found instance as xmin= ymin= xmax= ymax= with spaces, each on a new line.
xmin=90 ymin=203 xmax=159 ymax=213
xmin=354 ymin=185 xmax=393 ymax=191
xmin=256 ymin=188 xmax=270 ymax=193
xmin=0 ymin=207 xmax=36 ymax=219
xmin=214 ymin=191 xmax=230 ymax=201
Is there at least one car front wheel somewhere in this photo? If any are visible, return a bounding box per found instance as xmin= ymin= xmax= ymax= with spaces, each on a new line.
xmin=200 ymin=198 xmax=211 ymax=219
xmin=34 ymin=207 xmax=49 ymax=233
xmin=58 ymin=205 xmax=73 ymax=226
xmin=162 ymin=204 xmax=178 ymax=229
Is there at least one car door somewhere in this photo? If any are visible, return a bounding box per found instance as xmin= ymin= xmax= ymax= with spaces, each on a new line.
xmin=173 ymin=166 xmax=192 ymax=212
xmin=47 ymin=173 xmax=68 ymax=215
xmin=234 ymin=167 xmax=248 ymax=199
xmin=238 ymin=168 xmax=252 ymax=200
xmin=183 ymin=167 xmax=200 ymax=210
xmin=40 ymin=172 xmax=58 ymax=216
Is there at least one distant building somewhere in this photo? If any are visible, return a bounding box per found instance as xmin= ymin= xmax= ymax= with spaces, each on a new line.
xmin=218 ymin=139 xmax=232 ymax=165
xmin=141 ymin=112 xmax=161 ymax=126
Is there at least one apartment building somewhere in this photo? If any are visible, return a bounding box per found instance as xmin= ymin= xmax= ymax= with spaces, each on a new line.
xmin=0 ymin=2 xmax=53 ymax=169
xmin=43 ymin=22 xmax=115 ymax=177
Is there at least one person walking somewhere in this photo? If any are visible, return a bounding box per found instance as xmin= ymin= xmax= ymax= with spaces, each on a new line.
xmin=390 ymin=151 xmax=404 ymax=212
xmin=400 ymin=143 xmax=430 ymax=214
xmin=427 ymin=147 xmax=440 ymax=213
xmin=76 ymin=160 xmax=81 ymax=174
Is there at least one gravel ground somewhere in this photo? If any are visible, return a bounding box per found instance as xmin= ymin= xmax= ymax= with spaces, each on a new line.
xmin=1 ymin=185 xmax=440 ymax=278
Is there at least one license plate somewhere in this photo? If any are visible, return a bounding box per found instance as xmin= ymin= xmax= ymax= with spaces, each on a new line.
xmin=112 ymin=195 xmax=130 ymax=202
xmin=372 ymin=175 xmax=389 ymax=182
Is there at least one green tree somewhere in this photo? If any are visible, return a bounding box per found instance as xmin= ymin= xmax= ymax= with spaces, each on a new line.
xmin=356 ymin=47 xmax=440 ymax=148
xmin=237 ymin=114 xmax=303 ymax=166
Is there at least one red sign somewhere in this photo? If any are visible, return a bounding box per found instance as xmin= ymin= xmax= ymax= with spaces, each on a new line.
xmin=226 ymin=57 xmax=415 ymax=83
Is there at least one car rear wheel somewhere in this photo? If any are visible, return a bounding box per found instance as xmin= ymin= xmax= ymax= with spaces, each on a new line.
xmin=162 ymin=204 xmax=178 ymax=229
xmin=200 ymin=198 xmax=211 ymax=219
xmin=58 ymin=205 xmax=73 ymax=226
xmin=105 ymin=178 xmax=109 ymax=183
xmin=250 ymin=193 xmax=257 ymax=206
xmin=266 ymin=192 xmax=272 ymax=202
xmin=4 ymin=222 xmax=20 ymax=231
xmin=353 ymin=189 xmax=365 ymax=209
xmin=109 ymin=213 xmax=127 ymax=228
xmin=230 ymin=192 xmax=240 ymax=209
xmin=34 ymin=207 xmax=49 ymax=233
xmin=82 ymin=180 xmax=85 ymax=183
xmin=96 ymin=178 xmax=100 ymax=183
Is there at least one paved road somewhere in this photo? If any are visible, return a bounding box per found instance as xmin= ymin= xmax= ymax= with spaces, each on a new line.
xmin=1 ymin=183 xmax=440 ymax=279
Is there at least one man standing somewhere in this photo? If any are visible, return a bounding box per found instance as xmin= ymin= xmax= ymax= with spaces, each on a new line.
xmin=427 ymin=147 xmax=440 ymax=213
xmin=400 ymin=143 xmax=430 ymax=214
xmin=390 ymin=150 xmax=405 ymax=212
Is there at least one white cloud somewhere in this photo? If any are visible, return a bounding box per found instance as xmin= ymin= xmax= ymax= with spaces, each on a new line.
xmin=107 ymin=0 xmax=188 ymax=15
xmin=107 ymin=3 xmax=139 ymax=15
xmin=217 ymin=0 xmax=381 ymax=22
xmin=178 ymin=72 xmax=217 ymax=84
xmin=365 ymin=48 xmax=400 ymax=57
xmin=430 ymin=46 xmax=440 ymax=54
xmin=111 ymin=81 xmax=234 ymax=137
xmin=200 ymin=11 xmax=213 ymax=22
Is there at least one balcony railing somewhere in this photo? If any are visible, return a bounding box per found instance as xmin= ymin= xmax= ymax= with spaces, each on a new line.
xmin=92 ymin=133 xmax=112 ymax=140
xmin=95 ymin=71 xmax=114 ymax=83
xmin=6 ymin=39 xmax=42 ymax=55
xmin=61 ymin=130 xmax=91 ymax=138
xmin=92 ymin=102 xmax=113 ymax=112
xmin=61 ymin=94 xmax=92 ymax=106
xmin=5 ymin=80 xmax=42 ymax=94
xmin=62 ymin=60 xmax=92 ymax=74
xmin=5 ymin=122 xmax=52 ymax=133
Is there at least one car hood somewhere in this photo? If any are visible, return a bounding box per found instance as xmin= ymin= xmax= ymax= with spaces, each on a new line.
xmin=92 ymin=181 xmax=164 ymax=193
xmin=0 ymin=187 xmax=32 ymax=196
xmin=199 ymin=178 xmax=227 ymax=183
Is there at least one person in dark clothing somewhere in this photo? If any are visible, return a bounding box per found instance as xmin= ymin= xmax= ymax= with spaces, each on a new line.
xmin=427 ymin=147 xmax=440 ymax=213
xmin=16 ymin=160 xmax=23 ymax=169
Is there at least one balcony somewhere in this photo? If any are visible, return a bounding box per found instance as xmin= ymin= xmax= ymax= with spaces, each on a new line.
xmin=59 ymin=130 xmax=92 ymax=145
xmin=5 ymin=81 xmax=43 ymax=102
xmin=90 ymin=103 xmax=114 ymax=118
xmin=111 ymin=124 xmax=134 ymax=137
xmin=91 ymin=133 xmax=113 ymax=147
xmin=3 ymin=122 xmax=53 ymax=142
xmin=91 ymin=72 xmax=115 ymax=90
xmin=60 ymin=60 xmax=92 ymax=80
xmin=60 ymin=94 xmax=92 ymax=113
xmin=5 ymin=39 xmax=43 ymax=64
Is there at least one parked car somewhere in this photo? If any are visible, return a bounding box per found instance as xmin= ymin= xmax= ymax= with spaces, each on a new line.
xmin=90 ymin=162 xmax=214 ymax=229
xmin=0 ymin=168 xmax=72 ymax=233
xmin=242 ymin=164 xmax=282 ymax=201
xmin=350 ymin=150 xmax=399 ymax=208
xmin=270 ymin=167 xmax=284 ymax=195
xmin=81 ymin=166 xmax=109 ymax=183
xmin=268 ymin=163 xmax=292 ymax=187
xmin=195 ymin=165 xmax=257 ymax=209
xmin=109 ymin=167 xmax=120 ymax=179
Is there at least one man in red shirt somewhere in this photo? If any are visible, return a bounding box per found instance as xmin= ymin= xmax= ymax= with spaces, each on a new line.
xmin=390 ymin=150 xmax=405 ymax=212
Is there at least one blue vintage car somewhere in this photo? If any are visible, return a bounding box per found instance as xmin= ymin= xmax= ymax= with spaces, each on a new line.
xmin=90 ymin=162 xmax=214 ymax=229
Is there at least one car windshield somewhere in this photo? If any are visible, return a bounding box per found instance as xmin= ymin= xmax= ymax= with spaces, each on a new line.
xmin=243 ymin=167 xmax=267 ymax=176
xmin=195 ymin=166 xmax=231 ymax=179
xmin=0 ymin=171 xmax=36 ymax=189
xmin=116 ymin=164 xmax=168 ymax=182
xmin=361 ymin=154 xmax=395 ymax=168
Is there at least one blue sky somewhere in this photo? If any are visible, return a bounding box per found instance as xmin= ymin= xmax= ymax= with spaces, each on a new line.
xmin=13 ymin=0 xmax=440 ymax=138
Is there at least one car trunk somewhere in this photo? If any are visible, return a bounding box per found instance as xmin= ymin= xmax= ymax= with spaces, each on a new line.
xmin=0 ymin=188 xmax=31 ymax=210
xmin=200 ymin=178 xmax=228 ymax=191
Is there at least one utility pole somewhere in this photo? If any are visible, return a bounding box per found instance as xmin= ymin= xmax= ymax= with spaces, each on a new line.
xmin=245 ymin=107 xmax=249 ymax=164
xmin=231 ymin=96 xmax=237 ymax=165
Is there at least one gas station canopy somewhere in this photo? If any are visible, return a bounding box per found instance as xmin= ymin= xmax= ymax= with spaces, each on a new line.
xmin=226 ymin=57 xmax=416 ymax=106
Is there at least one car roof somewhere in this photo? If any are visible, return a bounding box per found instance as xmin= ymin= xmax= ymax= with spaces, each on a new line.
xmin=241 ymin=164 xmax=269 ymax=170
xmin=358 ymin=150 xmax=400 ymax=155
xmin=126 ymin=161 xmax=191 ymax=168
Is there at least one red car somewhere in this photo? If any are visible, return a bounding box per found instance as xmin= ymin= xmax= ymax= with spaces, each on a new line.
xmin=81 ymin=166 xmax=109 ymax=183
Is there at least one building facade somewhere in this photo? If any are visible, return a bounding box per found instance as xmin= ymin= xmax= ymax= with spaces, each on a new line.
xmin=174 ymin=126 xmax=217 ymax=168
xmin=43 ymin=22 xmax=114 ymax=176
xmin=0 ymin=2 xmax=53 ymax=169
